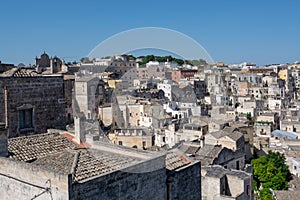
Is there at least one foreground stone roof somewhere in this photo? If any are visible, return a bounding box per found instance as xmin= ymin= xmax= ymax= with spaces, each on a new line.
xmin=7 ymin=132 xmax=144 ymax=183
xmin=8 ymin=132 xmax=77 ymax=162
xmin=33 ymin=148 xmax=142 ymax=182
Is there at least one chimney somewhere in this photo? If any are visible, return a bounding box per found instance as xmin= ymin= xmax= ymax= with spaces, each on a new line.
xmin=200 ymin=135 xmax=205 ymax=148
xmin=0 ymin=123 xmax=8 ymax=157
xmin=74 ymin=115 xmax=85 ymax=144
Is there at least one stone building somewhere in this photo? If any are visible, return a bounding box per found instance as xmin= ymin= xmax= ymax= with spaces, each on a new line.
xmin=74 ymin=76 xmax=112 ymax=121
xmin=0 ymin=68 xmax=66 ymax=137
xmin=180 ymin=69 xmax=198 ymax=79
xmin=166 ymin=149 xmax=201 ymax=200
xmin=35 ymin=51 xmax=65 ymax=74
xmin=0 ymin=61 xmax=14 ymax=73
xmin=196 ymin=145 xmax=245 ymax=170
xmin=137 ymin=61 xmax=166 ymax=81
xmin=194 ymin=79 xmax=207 ymax=99
xmin=103 ymin=55 xmax=137 ymax=79
xmin=74 ymin=76 xmax=100 ymax=120
xmin=176 ymin=122 xmax=208 ymax=142
xmin=205 ymin=130 xmax=245 ymax=151
xmin=109 ymin=127 xmax=155 ymax=149
xmin=166 ymin=69 xmax=181 ymax=82
xmin=202 ymin=165 xmax=253 ymax=200
xmin=0 ymin=127 xmax=201 ymax=200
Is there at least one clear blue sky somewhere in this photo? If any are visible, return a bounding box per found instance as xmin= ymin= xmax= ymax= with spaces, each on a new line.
xmin=0 ymin=0 xmax=299 ymax=65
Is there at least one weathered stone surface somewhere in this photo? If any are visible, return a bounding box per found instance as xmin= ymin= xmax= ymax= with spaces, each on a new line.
xmin=0 ymin=123 xmax=8 ymax=156
xmin=0 ymin=75 xmax=66 ymax=137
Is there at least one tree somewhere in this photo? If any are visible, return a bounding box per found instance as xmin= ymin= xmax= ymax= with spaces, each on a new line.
xmin=246 ymin=113 xmax=252 ymax=121
xmin=251 ymin=151 xmax=291 ymax=200
xmin=259 ymin=188 xmax=273 ymax=200
xmin=187 ymin=59 xmax=208 ymax=66
xmin=137 ymin=55 xmax=186 ymax=65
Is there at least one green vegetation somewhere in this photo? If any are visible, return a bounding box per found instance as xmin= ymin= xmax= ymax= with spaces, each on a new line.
xmin=80 ymin=57 xmax=92 ymax=63
xmin=188 ymin=59 xmax=208 ymax=66
xmin=136 ymin=55 xmax=208 ymax=66
xmin=259 ymin=188 xmax=274 ymax=200
xmin=251 ymin=151 xmax=291 ymax=199
xmin=81 ymin=55 xmax=208 ymax=66
xmin=137 ymin=55 xmax=186 ymax=65
xmin=246 ymin=113 xmax=252 ymax=121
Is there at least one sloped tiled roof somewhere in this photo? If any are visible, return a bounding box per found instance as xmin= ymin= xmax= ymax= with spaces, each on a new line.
xmin=178 ymin=143 xmax=200 ymax=155
xmin=227 ymin=131 xmax=243 ymax=141
xmin=166 ymin=150 xmax=191 ymax=171
xmin=202 ymin=165 xmax=251 ymax=180
xmin=8 ymin=132 xmax=143 ymax=183
xmin=210 ymin=130 xmax=230 ymax=139
xmin=74 ymin=149 xmax=141 ymax=182
xmin=0 ymin=68 xmax=38 ymax=77
xmin=33 ymin=148 xmax=142 ymax=183
xmin=209 ymin=130 xmax=243 ymax=142
xmin=195 ymin=145 xmax=223 ymax=166
xmin=34 ymin=150 xmax=76 ymax=174
xmin=8 ymin=132 xmax=77 ymax=162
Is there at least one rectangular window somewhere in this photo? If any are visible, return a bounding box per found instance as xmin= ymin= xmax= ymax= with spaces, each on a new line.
xmin=118 ymin=141 xmax=123 ymax=146
xmin=236 ymin=160 xmax=240 ymax=170
xmin=19 ymin=109 xmax=33 ymax=129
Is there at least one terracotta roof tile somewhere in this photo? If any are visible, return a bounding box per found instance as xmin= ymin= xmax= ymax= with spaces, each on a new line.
xmin=166 ymin=151 xmax=191 ymax=171
xmin=8 ymin=132 xmax=143 ymax=183
xmin=8 ymin=132 xmax=77 ymax=162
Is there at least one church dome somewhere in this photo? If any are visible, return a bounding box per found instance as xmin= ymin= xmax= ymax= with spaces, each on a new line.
xmin=40 ymin=51 xmax=49 ymax=59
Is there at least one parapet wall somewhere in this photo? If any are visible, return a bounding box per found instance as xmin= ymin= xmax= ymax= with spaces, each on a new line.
xmin=0 ymin=157 xmax=70 ymax=199
xmin=70 ymin=154 xmax=167 ymax=200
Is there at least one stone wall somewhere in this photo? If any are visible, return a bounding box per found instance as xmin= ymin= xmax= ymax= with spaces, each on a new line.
xmin=110 ymin=134 xmax=154 ymax=149
xmin=70 ymin=155 xmax=167 ymax=200
xmin=0 ymin=157 xmax=70 ymax=200
xmin=168 ymin=161 xmax=201 ymax=200
xmin=0 ymin=148 xmax=203 ymax=199
xmin=64 ymin=78 xmax=75 ymax=124
xmin=0 ymin=124 xmax=8 ymax=156
xmin=202 ymin=175 xmax=220 ymax=200
xmin=0 ymin=76 xmax=66 ymax=137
